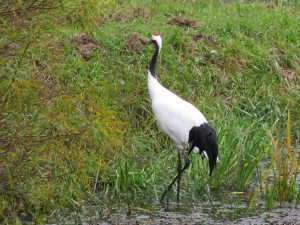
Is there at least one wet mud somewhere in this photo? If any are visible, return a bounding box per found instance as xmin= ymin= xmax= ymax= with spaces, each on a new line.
xmin=46 ymin=190 xmax=300 ymax=224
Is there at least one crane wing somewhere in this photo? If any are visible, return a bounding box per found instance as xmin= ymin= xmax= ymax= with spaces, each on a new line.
xmin=152 ymin=96 xmax=206 ymax=147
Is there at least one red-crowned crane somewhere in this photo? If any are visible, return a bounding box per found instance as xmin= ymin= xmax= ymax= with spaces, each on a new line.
xmin=147 ymin=33 xmax=219 ymax=203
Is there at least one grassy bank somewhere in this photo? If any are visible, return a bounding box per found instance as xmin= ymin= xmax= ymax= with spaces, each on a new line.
xmin=0 ymin=0 xmax=300 ymax=223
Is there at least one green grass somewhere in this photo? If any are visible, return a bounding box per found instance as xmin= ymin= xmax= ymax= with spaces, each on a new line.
xmin=0 ymin=0 xmax=300 ymax=223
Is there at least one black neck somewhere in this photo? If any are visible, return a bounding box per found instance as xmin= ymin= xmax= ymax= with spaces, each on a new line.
xmin=149 ymin=41 xmax=159 ymax=79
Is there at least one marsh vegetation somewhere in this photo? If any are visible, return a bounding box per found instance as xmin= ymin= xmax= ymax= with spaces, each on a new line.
xmin=0 ymin=0 xmax=300 ymax=223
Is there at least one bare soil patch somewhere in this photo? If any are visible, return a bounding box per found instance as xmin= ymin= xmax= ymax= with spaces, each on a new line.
xmin=72 ymin=35 xmax=108 ymax=59
xmin=0 ymin=43 xmax=15 ymax=57
xmin=133 ymin=7 xmax=146 ymax=17
xmin=282 ymin=69 xmax=296 ymax=84
xmin=72 ymin=35 xmax=94 ymax=45
xmin=166 ymin=17 xmax=200 ymax=28
xmin=107 ymin=12 xmax=126 ymax=22
xmin=193 ymin=34 xmax=217 ymax=45
xmin=37 ymin=75 xmax=55 ymax=93
xmin=13 ymin=20 xmax=28 ymax=29
xmin=48 ymin=41 xmax=64 ymax=54
xmin=125 ymin=34 xmax=150 ymax=52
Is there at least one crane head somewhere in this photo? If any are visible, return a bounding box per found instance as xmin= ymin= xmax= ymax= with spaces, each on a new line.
xmin=151 ymin=33 xmax=162 ymax=54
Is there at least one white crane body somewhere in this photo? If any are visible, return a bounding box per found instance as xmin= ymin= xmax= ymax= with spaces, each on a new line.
xmin=148 ymin=72 xmax=207 ymax=150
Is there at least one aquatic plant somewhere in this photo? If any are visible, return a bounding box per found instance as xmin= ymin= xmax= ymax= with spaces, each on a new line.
xmin=247 ymin=111 xmax=300 ymax=212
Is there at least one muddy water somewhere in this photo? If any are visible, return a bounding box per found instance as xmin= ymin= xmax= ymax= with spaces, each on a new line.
xmin=47 ymin=189 xmax=300 ymax=224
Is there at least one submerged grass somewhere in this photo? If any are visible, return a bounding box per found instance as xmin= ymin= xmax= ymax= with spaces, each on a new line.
xmin=0 ymin=0 xmax=300 ymax=223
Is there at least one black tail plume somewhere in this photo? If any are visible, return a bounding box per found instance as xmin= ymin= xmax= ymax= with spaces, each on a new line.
xmin=188 ymin=123 xmax=218 ymax=176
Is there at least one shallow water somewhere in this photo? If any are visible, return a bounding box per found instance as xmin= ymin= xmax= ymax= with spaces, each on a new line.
xmin=46 ymin=148 xmax=300 ymax=224
xmin=46 ymin=189 xmax=300 ymax=224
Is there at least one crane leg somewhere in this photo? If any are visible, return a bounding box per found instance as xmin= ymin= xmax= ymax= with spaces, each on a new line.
xmin=177 ymin=151 xmax=182 ymax=203
xmin=160 ymin=149 xmax=191 ymax=203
